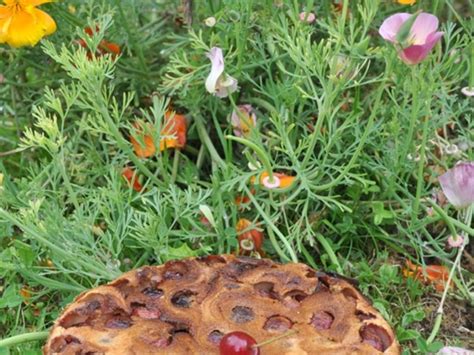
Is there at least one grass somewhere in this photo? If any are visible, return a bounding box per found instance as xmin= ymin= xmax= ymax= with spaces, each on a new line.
xmin=0 ymin=0 xmax=473 ymax=353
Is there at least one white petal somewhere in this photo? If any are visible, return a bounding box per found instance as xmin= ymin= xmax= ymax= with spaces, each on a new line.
xmin=205 ymin=47 xmax=225 ymax=94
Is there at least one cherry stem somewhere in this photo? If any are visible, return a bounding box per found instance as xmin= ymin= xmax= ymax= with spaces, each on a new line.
xmin=251 ymin=329 xmax=298 ymax=349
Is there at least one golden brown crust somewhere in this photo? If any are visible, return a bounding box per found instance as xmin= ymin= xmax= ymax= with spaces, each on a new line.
xmin=44 ymin=255 xmax=400 ymax=355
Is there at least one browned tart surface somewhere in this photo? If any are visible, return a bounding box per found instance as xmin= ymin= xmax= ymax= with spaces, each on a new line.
xmin=44 ymin=255 xmax=400 ymax=354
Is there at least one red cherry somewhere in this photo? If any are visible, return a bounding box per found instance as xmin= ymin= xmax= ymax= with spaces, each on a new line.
xmin=219 ymin=331 xmax=260 ymax=355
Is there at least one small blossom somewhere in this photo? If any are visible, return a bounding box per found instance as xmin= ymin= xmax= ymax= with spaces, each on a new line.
xmin=204 ymin=16 xmax=216 ymax=27
xmin=236 ymin=218 xmax=264 ymax=255
xmin=379 ymin=12 xmax=443 ymax=65
xmin=248 ymin=161 xmax=261 ymax=171
xmin=439 ymin=162 xmax=474 ymax=208
xmin=397 ymin=0 xmax=416 ymax=4
xmin=444 ymin=144 xmax=459 ymax=155
xmin=0 ymin=0 xmax=56 ymax=47
xmin=121 ymin=167 xmax=143 ymax=192
xmin=251 ymin=171 xmax=296 ymax=189
xmin=231 ymin=104 xmax=257 ymax=137
xmin=205 ymin=47 xmax=238 ymax=98
xmin=262 ymin=175 xmax=281 ymax=189
xmin=299 ymin=12 xmax=316 ymax=23
xmin=447 ymin=235 xmax=464 ymax=248
xmin=461 ymin=87 xmax=474 ymax=97
xmin=77 ymin=26 xmax=121 ymax=60
xmin=130 ymin=111 xmax=187 ymax=158
xmin=67 ymin=4 xmax=76 ymax=14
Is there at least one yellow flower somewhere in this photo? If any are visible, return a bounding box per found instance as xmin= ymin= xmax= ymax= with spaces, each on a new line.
xmin=397 ymin=0 xmax=416 ymax=4
xmin=0 ymin=0 xmax=56 ymax=47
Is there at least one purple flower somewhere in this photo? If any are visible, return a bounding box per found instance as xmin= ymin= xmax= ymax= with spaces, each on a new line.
xmin=439 ymin=162 xmax=474 ymax=208
xmin=231 ymin=104 xmax=256 ymax=137
xmin=379 ymin=12 xmax=443 ymax=65
xmin=205 ymin=47 xmax=238 ymax=98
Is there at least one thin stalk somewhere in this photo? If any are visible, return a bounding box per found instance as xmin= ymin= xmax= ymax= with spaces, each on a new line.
xmin=428 ymin=201 xmax=474 ymax=236
xmin=226 ymin=135 xmax=274 ymax=183
xmin=427 ymin=204 xmax=473 ymax=344
xmin=252 ymin=329 xmax=298 ymax=349
xmin=194 ymin=113 xmax=226 ymax=169
xmin=316 ymin=233 xmax=343 ymax=273
xmin=57 ymin=153 xmax=80 ymax=211
xmin=411 ymin=116 xmax=430 ymax=225
xmin=171 ymin=150 xmax=180 ymax=183
xmin=0 ymin=331 xmax=49 ymax=348
xmin=313 ymin=79 xmax=385 ymax=191
xmin=244 ymin=185 xmax=296 ymax=262
xmin=113 ymin=0 xmax=148 ymax=73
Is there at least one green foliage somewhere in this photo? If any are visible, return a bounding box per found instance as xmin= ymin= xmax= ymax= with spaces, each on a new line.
xmin=0 ymin=0 xmax=473 ymax=353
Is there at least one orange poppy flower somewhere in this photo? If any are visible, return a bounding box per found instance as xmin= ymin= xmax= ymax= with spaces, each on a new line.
xmin=121 ymin=167 xmax=143 ymax=192
xmin=250 ymin=171 xmax=296 ymax=189
xmin=130 ymin=111 xmax=187 ymax=158
xmin=236 ymin=218 xmax=264 ymax=255
xmin=77 ymin=26 xmax=121 ymax=59
xmin=235 ymin=188 xmax=256 ymax=206
xmin=0 ymin=0 xmax=56 ymax=47
xmin=403 ymin=260 xmax=451 ymax=292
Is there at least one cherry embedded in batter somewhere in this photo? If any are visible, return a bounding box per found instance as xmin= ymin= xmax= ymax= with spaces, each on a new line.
xmin=219 ymin=331 xmax=260 ymax=355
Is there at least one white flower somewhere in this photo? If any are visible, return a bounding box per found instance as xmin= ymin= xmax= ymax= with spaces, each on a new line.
xmin=204 ymin=16 xmax=216 ymax=27
xmin=461 ymin=87 xmax=474 ymax=97
xmin=205 ymin=47 xmax=238 ymax=98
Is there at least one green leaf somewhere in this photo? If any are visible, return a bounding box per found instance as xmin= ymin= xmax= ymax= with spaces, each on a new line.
xmin=160 ymin=243 xmax=198 ymax=262
xmin=395 ymin=12 xmax=421 ymax=46
xmin=0 ymin=285 xmax=23 ymax=309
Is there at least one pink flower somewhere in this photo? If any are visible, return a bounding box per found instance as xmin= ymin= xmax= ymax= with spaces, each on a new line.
xmin=439 ymin=162 xmax=474 ymax=208
xmin=299 ymin=12 xmax=316 ymax=23
xmin=447 ymin=235 xmax=464 ymax=248
xmin=205 ymin=47 xmax=238 ymax=98
xmin=231 ymin=104 xmax=257 ymax=137
xmin=379 ymin=12 xmax=443 ymax=65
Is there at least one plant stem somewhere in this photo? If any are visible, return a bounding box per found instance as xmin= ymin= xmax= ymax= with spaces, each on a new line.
xmin=316 ymin=233 xmax=343 ymax=273
xmin=0 ymin=331 xmax=49 ymax=348
xmin=226 ymin=135 xmax=275 ymax=183
xmin=252 ymin=329 xmax=298 ymax=348
xmin=411 ymin=116 xmax=429 ymax=225
xmin=171 ymin=150 xmax=180 ymax=183
xmin=426 ymin=204 xmax=473 ymax=344
xmin=194 ymin=113 xmax=226 ymax=169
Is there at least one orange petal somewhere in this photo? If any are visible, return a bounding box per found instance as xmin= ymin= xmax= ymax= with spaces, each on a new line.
xmin=3 ymin=7 xmax=55 ymax=47
xmin=121 ymin=167 xmax=143 ymax=192
xmin=403 ymin=261 xmax=451 ymax=292
xmin=130 ymin=121 xmax=156 ymax=158
xmin=236 ymin=218 xmax=264 ymax=254
xmin=19 ymin=0 xmax=54 ymax=6
xmin=159 ymin=111 xmax=187 ymax=151
xmin=99 ymin=40 xmax=121 ymax=56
